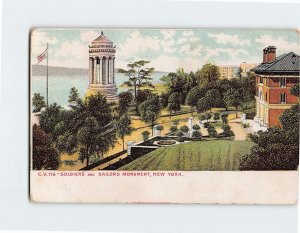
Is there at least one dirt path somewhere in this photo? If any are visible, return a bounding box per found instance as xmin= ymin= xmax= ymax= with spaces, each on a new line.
xmin=229 ymin=118 xmax=247 ymax=140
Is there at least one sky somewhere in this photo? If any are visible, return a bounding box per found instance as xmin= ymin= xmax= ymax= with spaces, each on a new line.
xmin=31 ymin=28 xmax=300 ymax=72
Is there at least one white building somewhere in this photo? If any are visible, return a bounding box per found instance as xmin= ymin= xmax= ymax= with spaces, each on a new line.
xmin=87 ymin=31 xmax=118 ymax=101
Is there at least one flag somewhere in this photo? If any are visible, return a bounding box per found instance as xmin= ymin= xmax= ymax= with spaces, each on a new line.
xmin=37 ymin=48 xmax=47 ymax=63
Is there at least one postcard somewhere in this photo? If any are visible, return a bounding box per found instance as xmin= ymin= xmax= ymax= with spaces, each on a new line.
xmin=30 ymin=28 xmax=299 ymax=203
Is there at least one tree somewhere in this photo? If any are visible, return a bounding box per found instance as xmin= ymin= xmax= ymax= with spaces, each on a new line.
xmin=39 ymin=103 xmax=62 ymax=134
xmin=169 ymin=126 xmax=178 ymax=135
xmin=214 ymin=113 xmax=220 ymax=121
xmin=118 ymin=91 xmax=133 ymax=115
xmin=168 ymin=92 xmax=181 ymax=116
xmin=192 ymin=124 xmax=200 ymax=130
xmin=185 ymin=87 xmax=203 ymax=116
xmin=290 ymin=84 xmax=299 ymax=97
xmin=32 ymin=93 xmax=46 ymax=112
xmin=205 ymin=89 xmax=222 ymax=109
xmin=142 ymin=130 xmax=150 ymax=142
xmin=32 ymin=124 xmax=60 ymax=170
xmin=159 ymin=92 xmax=169 ymax=109
xmin=192 ymin=130 xmax=202 ymax=140
xmin=176 ymin=130 xmax=185 ymax=142
xmin=205 ymin=113 xmax=212 ymax=122
xmin=68 ymin=87 xmax=80 ymax=103
xmin=117 ymin=115 xmax=133 ymax=151
xmin=196 ymin=96 xmax=210 ymax=113
xmin=199 ymin=114 xmax=206 ymax=121
xmin=222 ymin=124 xmax=234 ymax=137
xmin=77 ymin=117 xmax=99 ymax=167
xmin=139 ymin=96 xmax=160 ymax=135
xmin=240 ymin=105 xmax=299 ymax=170
xmin=224 ymin=88 xmax=241 ymax=118
xmin=221 ymin=113 xmax=228 ymax=125
xmin=195 ymin=63 xmax=220 ymax=85
xmin=180 ymin=126 xmax=189 ymax=135
xmin=207 ymin=124 xmax=218 ymax=138
xmin=119 ymin=60 xmax=154 ymax=112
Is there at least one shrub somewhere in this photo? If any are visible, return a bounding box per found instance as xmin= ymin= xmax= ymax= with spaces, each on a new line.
xmin=243 ymin=123 xmax=250 ymax=128
xmin=222 ymin=124 xmax=235 ymax=137
xmin=176 ymin=130 xmax=185 ymax=142
xmin=192 ymin=130 xmax=202 ymax=140
xmin=199 ymin=114 xmax=206 ymax=121
xmin=180 ymin=125 xmax=189 ymax=133
xmin=142 ymin=130 xmax=150 ymax=142
xmin=207 ymin=124 xmax=218 ymax=138
xmin=172 ymin=119 xmax=180 ymax=126
xmin=156 ymin=125 xmax=164 ymax=131
xmin=205 ymin=113 xmax=212 ymax=121
xmin=192 ymin=124 xmax=200 ymax=130
xmin=221 ymin=113 xmax=228 ymax=125
xmin=169 ymin=126 xmax=178 ymax=135
xmin=213 ymin=113 xmax=220 ymax=121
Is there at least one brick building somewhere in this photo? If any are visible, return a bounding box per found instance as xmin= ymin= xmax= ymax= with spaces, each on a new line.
xmin=252 ymin=46 xmax=299 ymax=127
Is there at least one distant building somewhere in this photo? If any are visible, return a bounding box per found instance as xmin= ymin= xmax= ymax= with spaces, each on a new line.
xmin=252 ymin=46 xmax=299 ymax=127
xmin=240 ymin=62 xmax=258 ymax=78
xmin=87 ymin=31 xmax=118 ymax=101
xmin=218 ymin=65 xmax=239 ymax=80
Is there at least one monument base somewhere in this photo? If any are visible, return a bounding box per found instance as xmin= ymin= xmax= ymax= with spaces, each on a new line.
xmin=86 ymin=84 xmax=118 ymax=102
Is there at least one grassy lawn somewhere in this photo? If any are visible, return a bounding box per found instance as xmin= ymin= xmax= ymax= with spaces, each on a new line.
xmin=119 ymin=140 xmax=255 ymax=171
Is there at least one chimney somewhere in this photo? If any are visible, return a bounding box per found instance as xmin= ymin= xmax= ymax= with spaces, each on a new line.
xmin=263 ymin=48 xmax=268 ymax=63
xmin=267 ymin=46 xmax=276 ymax=63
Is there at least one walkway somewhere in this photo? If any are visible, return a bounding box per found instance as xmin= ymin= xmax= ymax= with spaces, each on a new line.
xmin=229 ymin=118 xmax=248 ymax=140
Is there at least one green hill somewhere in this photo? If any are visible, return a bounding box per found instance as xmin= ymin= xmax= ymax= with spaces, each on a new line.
xmin=119 ymin=140 xmax=255 ymax=171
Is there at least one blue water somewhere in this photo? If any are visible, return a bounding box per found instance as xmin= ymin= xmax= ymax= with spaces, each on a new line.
xmin=31 ymin=72 xmax=167 ymax=107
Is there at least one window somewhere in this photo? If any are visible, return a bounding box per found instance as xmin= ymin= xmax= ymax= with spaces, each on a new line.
xmin=279 ymin=78 xmax=286 ymax=87
xmin=280 ymin=93 xmax=286 ymax=104
xmin=260 ymin=77 xmax=263 ymax=84
xmin=265 ymin=92 xmax=268 ymax=102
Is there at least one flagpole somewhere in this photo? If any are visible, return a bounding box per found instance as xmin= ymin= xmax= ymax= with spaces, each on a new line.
xmin=46 ymin=43 xmax=49 ymax=107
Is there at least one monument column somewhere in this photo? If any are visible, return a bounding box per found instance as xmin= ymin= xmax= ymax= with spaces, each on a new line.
xmin=99 ymin=57 xmax=103 ymax=85
xmin=89 ymin=57 xmax=93 ymax=85
xmin=93 ymin=57 xmax=98 ymax=84
xmin=109 ymin=57 xmax=114 ymax=84
xmin=106 ymin=57 xmax=110 ymax=84
xmin=113 ymin=57 xmax=115 ymax=84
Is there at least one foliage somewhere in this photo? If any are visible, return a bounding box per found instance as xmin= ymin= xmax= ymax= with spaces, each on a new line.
xmin=185 ymin=87 xmax=203 ymax=114
xmin=142 ymin=130 xmax=150 ymax=142
xmin=243 ymin=123 xmax=250 ymax=128
xmin=139 ymin=96 xmax=160 ymax=135
xmin=224 ymin=88 xmax=241 ymax=117
xmin=32 ymin=93 xmax=46 ymax=112
xmin=156 ymin=125 xmax=164 ymax=131
xmin=32 ymin=124 xmax=60 ymax=170
xmin=39 ymin=103 xmax=63 ymax=134
xmin=168 ymin=92 xmax=181 ymax=115
xmin=222 ymin=124 xmax=235 ymax=137
xmin=290 ymin=84 xmax=299 ymax=97
xmin=213 ymin=113 xmax=220 ymax=121
xmin=176 ymin=130 xmax=185 ymax=142
xmin=199 ymin=114 xmax=206 ymax=121
xmin=196 ymin=96 xmax=211 ymax=113
xmin=180 ymin=125 xmax=189 ymax=133
xmin=192 ymin=130 xmax=202 ymax=140
xmin=68 ymin=87 xmax=80 ymax=103
xmin=195 ymin=63 xmax=220 ymax=85
xmin=240 ymin=105 xmax=299 ymax=170
xmin=221 ymin=113 xmax=228 ymax=125
xmin=192 ymin=124 xmax=200 ymax=130
xmin=169 ymin=126 xmax=178 ymax=135
xmin=119 ymin=60 xmax=154 ymax=112
xmin=207 ymin=124 xmax=218 ymax=138
xmin=159 ymin=92 xmax=169 ymax=109
xmin=118 ymin=91 xmax=133 ymax=115
xmin=205 ymin=113 xmax=212 ymax=121
xmin=117 ymin=115 xmax=133 ymax=151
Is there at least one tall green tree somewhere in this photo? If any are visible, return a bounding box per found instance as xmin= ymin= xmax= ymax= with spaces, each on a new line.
xmin=139 ymin=96 xmax=160 ymax=135
xmin=118 ymin=60 xmax=154 ymax=111
xmin=185 ymin=87 xmax=203 ymax=116
xmin=117 ymin=115 xmax=133 ymax=151
xmin=168 ymin=92 xmax=181 ymax=117
xmin=32 ymin=93 xmax=46 ymax=112
xmin=32 ymin=124 xmax=60 ymax=170
xmin=118 ymin=91 xmax=133 ymax=115
xmin=68 ymin=87 xmax=80 ymax=103
xmin=223 ymin=88 xmax=241 ymax=118
xmin=195 ymin=63 xmax=220 ymax=85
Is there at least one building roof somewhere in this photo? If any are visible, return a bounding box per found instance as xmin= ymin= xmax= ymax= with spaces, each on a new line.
xmin=91 ymin=31 xmax=113 ymax=45
xmin=252 ymin=52 xmax=300 ymax=76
